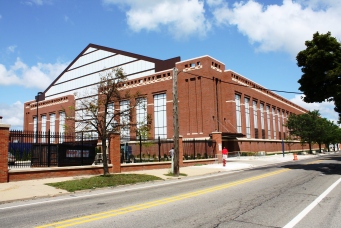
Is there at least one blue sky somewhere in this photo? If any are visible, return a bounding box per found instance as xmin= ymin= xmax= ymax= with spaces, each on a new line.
xmin=1 ymin=0 xmax=340 ymax=129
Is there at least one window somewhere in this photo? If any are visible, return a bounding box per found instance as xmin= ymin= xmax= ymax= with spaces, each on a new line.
xmin=41 ymin=115 xmax=46 ymax=143
xmin=50 ymin=113 xmax=56 ymax=143
xmin=277 ymin=109 xmax=281 ymax=139
xmin=136 ymin=97 xmax=147 ymax=138
xmin=59 ymin=112 xmax=65 ymax=143
xmin=235 ymin=94 xmax=242 ymax=133
xmin=106 ymin=103 xmax=115 ymax=130
xmin=33 ymin=116 xmax=37 ymax=143
xmin=260 ymin=103 xmax=265 ymax=139
xmin=120 ymin=100 xmax=130 ymax=140
xmin=266 ymin=106 xmax=271 ymax=139
xmin=154 ymin=93 xmax=167 ymax=139
xmin=245 ymin=98 xmax=250 ymax=138
xmin=272 ymin=107 xmax=276 ymax=139
xmin=282 ymin=110 xmax=285 ymax=132
xmin=253 ymin=101 xmax=258 ymax=138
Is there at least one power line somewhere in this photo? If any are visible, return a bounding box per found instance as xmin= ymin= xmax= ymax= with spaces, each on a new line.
xmin=180 ymin=70 xmax=304 ymax=95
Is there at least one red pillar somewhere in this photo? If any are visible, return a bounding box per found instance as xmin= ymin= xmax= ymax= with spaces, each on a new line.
xmin=0 ymin=122 xmax=10 ymax=183
xmin=109 ymin=133 xmax=121 ymax=173
xmin=211 ymin=132 xmax=222 ymax=163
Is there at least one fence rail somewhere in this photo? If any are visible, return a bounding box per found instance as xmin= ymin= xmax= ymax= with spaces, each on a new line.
xmin=8 ymin=131 xmax=217 ymax=168
xmin=120 ymin=137 xmax=173 ymax=163
xmin=183 ymin=139 xmax=216 ymax=160
xmin=8 ymin=130 xmax=98 ymax=168
xmin=120 ymin=137 xmax=216 ymax=163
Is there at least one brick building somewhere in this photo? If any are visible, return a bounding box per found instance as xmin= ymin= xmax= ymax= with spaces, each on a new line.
xmin=24 ymin=44 xmax=311 ymax=153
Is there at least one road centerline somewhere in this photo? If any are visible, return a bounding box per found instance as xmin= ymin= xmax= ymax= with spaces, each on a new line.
xmin=36 ymin=168 xmax=290 ymax=228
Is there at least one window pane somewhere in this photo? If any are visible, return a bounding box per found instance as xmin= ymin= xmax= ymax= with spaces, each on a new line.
xmin=154 ymin=93 xmax=167 ymax=139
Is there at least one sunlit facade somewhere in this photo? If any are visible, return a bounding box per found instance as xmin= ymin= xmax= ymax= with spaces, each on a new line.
xmin=23 ymin=44 xmax=310 ymax=153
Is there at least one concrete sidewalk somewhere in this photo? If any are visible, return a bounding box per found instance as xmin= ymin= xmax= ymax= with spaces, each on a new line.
xmin=0 ymin=153 xmax=331 ymax=203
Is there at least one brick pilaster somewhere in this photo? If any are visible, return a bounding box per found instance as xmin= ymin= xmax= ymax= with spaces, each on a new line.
xmin=0 ymin=124 xmax=10 ymax=183
xmin=109 ymin=133 xmax=121 ymax=173
xmin=211 ymin=132 xmax=222 ymax=163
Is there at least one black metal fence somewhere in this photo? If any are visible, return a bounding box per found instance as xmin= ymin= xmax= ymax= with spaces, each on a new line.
xmin=183 ymin=139 xmax=216 ymax=160
xmin=120 ymin=137 xmax=174 ymax=163
xmin=8 ymin=130 xmax=98 ymax=168
xmin=120 ymin=137 xmax=216 ymax=163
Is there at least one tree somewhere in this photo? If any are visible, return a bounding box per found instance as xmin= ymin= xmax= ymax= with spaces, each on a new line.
xmin=321 ymin=120 xmax=341 ymax=152
xmin=285 ymin=110 xmax=321 ymax=153
xmin=296 ymin=32 xmax=341 ymax=121
xmin=284 ymin=132 xmax=297 ymax=153
xmin=74 ymin=67 xmax=149 ymax=175
xmin=285 ymin=110 xmax=341 ymax=153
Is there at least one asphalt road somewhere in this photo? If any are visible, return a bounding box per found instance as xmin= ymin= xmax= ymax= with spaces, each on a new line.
xmin=1 ymin=155 xmax=341 ymax=228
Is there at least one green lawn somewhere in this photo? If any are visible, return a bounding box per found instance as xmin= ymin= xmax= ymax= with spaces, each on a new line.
xmin=46 ymin=174 xmax=163 ymax=192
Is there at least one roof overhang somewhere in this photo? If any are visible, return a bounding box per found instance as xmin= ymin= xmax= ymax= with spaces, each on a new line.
xmin=209 ymin=132 xmax=246 ymax=139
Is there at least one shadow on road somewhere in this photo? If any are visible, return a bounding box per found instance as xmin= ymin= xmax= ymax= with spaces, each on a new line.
xmin=281 ymin=155 xmax=341 ymax=175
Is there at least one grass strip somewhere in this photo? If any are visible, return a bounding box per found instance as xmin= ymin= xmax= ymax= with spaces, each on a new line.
xmin=46 ymin=174 xmax=163 ymax=192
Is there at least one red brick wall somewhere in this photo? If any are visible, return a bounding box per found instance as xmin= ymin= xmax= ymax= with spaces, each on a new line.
xmin=23 ymin=95 xmax=75 ymax=133
xmin=0 ymin=124 xmax=10 ymax=182
xmin=9 ymin=167 xmax=104 ymax=182
xmin=212 ymin=132 xmax=222 ymax=162
xmin=110 ymin=133 xmax=121 ymax=173
xmin=22 ymin=56 xmax=314 ymax=154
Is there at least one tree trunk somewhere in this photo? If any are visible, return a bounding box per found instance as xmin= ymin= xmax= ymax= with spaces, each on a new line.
xmin=326 ymin=144 xmax=330 ymax=152
xmin=101 ymin=136 xmax=110 ymax=175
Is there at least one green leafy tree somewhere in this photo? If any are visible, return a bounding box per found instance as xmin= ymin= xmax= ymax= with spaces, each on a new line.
xmin=285 ymin=110 xmax=321 ymax=153
xmin=285 ymin=110 xmax=341 ymax=153
xmin=284 ymin=132 xmax=297 ymax=153
xmin=296 ymin=32 xmax=341 ymax=121
xmin=322 ymin=120 xmax=341 ymax=152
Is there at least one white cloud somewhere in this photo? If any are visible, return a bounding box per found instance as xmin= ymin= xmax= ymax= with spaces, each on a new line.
xmin=0 ymin=101 xmax=24 ymax=129
xmin=103 ymin=0 xmax=211 ymax=39
xmin=211 ymin=0 xmax=341 ymax=56
xmin=206 ymin=0 xmax=223 ymax=7
xmin=7 ymin=45 xmax=17 ymax=53
xmin=0 ymin=58 xmax=69 ymax=90
xmin=103 ymin=0 xmax=341 ymax=54
xmin=295 ymin=0 xmax=340 ymax=10
xmin=23 ymin=0 xmax=53 ymax=6
xmin=290 ymin=95 xmax=339 ymax=123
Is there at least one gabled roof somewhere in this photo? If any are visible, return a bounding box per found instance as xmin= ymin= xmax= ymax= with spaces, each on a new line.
xmin=44 ymin=43 xmax=180 ymax=94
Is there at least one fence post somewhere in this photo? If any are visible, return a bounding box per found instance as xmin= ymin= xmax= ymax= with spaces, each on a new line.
xmin=179 ymin=135 xmax=183 ymax=167
xmin=193 ymin=138 xmax=196 ymax=160
xmin=81 ymin=132 xmax=84 ymax=166
xmin=205 ymin=139 xmax=208 ymax=158
xmin=158 ymin=136 xmax=161 ymax=162
xmin=109 ymin=133 xmax=121 ymax=173
xmin=139 ymin=135 xmax=142 ymax=163
xmin=0 ymin=121 xmax=10 ymax=183
xmin=48 ymin=129 xmax=51 ymax=167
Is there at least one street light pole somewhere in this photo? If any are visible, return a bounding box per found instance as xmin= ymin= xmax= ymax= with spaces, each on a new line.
xmin=35 ymin=92 xmax=44 ymax=143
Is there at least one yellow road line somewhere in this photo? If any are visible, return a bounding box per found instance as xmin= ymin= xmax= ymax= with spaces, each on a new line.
xmin=306 ymin=160 xmax=321 ymax=164
xmin=37 ymin=168 xmax=290 ymax=228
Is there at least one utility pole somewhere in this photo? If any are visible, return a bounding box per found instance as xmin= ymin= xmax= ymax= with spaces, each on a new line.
xmin=172 ymin=67 xmax=179 ymax=176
